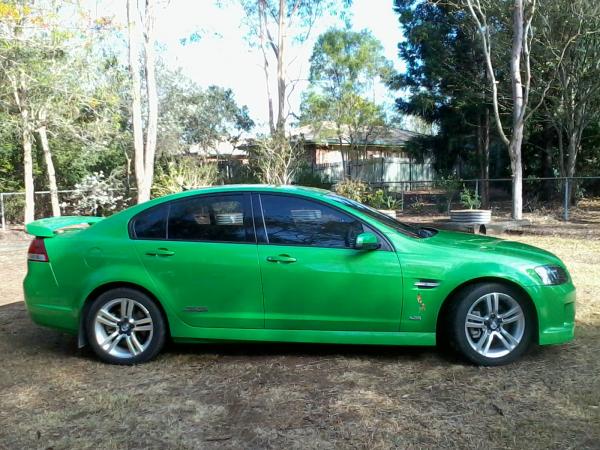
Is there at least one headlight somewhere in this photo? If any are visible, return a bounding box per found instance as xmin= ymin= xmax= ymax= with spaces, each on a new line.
xmin=534 ymin=265 xmax=568 ymax=285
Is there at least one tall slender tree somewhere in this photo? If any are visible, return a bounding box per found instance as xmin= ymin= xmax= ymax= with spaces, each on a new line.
xmin=464 ymin=0 xmax=538 ymax=219
xmin=127 ymin=0 xmax=159 ymax=203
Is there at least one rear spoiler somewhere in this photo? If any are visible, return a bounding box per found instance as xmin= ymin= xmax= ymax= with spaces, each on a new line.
xmin=25 ymin=216 xmax=104 ymax=237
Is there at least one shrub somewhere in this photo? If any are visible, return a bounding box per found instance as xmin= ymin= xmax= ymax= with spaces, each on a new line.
xmin=459 ymin=185 xmax=482 ymax=209
xmin=71 ymin=172 xmax=125 ymax=216
xmin=152 ymin=158 xmax=218 ymax=197
xmin=333 ymin=178 xmax=369 ymax=202
xmin=367 ymin=189 xmax=400 ymax=210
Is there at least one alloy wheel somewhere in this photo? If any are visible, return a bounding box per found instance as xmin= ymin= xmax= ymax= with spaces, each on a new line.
xmin=464 ymin=292 xmax=526 ymax=359
xmin=93 ymin=298 xmax=154 ymax=359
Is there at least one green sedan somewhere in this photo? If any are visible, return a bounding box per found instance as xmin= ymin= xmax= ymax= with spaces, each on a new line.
xmin=23 ymin=185 xmax=575 ymax=365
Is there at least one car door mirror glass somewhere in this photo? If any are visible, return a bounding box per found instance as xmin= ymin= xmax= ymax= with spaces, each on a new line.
xmin=354 ymin=232 xmax=380 ymax=250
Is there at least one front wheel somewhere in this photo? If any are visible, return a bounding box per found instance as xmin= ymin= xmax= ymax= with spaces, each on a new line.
xmin=85 ymin=288 xmax=166 ymax=365
xmin=448 ymin=283 xmax=534 ymax=366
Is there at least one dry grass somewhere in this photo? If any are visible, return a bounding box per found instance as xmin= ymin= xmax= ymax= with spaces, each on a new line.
xmin=0 ymin=235 xmax=599 ymax=450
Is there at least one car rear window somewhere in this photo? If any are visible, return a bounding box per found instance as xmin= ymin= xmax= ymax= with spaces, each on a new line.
xmin=132 ymin=204 xmax=168 ymax=239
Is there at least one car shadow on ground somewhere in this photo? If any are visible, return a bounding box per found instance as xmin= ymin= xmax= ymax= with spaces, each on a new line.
xmin=1 ymin=300 xmax=567 ymax=368
xmin=1 ymin=300 xmax=460 ymax=366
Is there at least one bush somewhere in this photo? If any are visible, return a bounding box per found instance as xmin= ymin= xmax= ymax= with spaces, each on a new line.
xmin=71 ymin=172 xmax=125 ymax=216
xmin=152 ymin=158 xmax=219 ymax=197
xmin=459 ymin=185 xmax=481 ymax=209
xmin=333 ymin=179 xmax=369 ymax=202
xmin=367 ymin=189 xmax=400 ymax=210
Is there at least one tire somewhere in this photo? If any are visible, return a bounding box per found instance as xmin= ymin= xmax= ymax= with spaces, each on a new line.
xmin=85 ymin=288 xmax=166 ymax=365
xmin=447 ymin=282 xmax=535 ymax=366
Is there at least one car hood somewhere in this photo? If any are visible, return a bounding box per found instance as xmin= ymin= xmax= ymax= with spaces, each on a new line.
xmin=423 ymin=230 xmax=563 ymax=266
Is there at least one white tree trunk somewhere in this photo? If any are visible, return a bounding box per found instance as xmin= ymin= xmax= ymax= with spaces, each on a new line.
xmin=142 ymin=0 xmax=158 ymax=202
xmin=22 ymin=118 xmax=35 ymax=224
xmin=276 ymin=0 xmax=286 ymax=133
xmin=37 ymin=124 xmax=61 ymax=217
xmin=127 ymin=0 xmax=146 ymax=204
xmin=509 ymin=0 xmax=525 ymax=220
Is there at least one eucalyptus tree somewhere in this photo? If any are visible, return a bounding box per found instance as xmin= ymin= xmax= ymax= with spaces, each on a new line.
xmin=462 ymin=0 xmax=539 ymax=220
xmin=301 ymin=28 xmax=392 ymax=176
xmin=391 ymin=0 xmax=494 ymax=205
xmin=127 ymin=0 xmax=160 ymax=203
xmin=537 ymin=0 xmax=600 ymax=186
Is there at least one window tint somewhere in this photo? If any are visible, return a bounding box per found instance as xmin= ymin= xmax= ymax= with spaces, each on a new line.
xmin=133 ymin=204 xmax=168 ymax=239
xmin=259 ymin=194 xmax=366 ymax=248
xmin=327 ymin=193 xmax=421 ymax=238
xmin=167 ymin=194 xmax=251 ymax=242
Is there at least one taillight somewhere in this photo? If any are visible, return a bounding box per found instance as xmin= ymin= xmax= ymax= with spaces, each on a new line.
xmin=28 ymin=238 xmax=49 ymax=262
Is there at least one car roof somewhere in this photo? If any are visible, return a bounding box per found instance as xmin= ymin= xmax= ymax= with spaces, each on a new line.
xmin=157 ymin=184 xmax=334 ymax=201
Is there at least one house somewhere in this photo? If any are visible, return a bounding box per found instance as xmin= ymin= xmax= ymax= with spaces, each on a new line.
xmin=291 ymin=123 xmax=435 ymax=186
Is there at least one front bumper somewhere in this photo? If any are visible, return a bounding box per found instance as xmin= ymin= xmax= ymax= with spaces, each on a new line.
xmin=526 ymin=282 xmax=576 ymax=345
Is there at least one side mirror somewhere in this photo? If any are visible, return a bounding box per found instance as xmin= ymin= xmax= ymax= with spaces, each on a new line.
xmin=354 ymin=232 xmax=380 ymax=250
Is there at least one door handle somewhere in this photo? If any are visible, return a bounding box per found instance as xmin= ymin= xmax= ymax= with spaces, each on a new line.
xmin=146 ymin=248 xmax=175 ymax=257
xmin=266 ymin=254 xmax=297 ymax=264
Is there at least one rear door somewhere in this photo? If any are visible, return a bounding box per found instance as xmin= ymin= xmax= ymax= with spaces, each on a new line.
xmin=131 ymin=192 xmax=264 ymax=329
xmin=255 ymin=193 xmax=403 ymax=332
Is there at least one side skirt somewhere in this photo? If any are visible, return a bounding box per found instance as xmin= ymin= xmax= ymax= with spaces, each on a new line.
xmin=171 ymin=328 xmax=436 ymax=346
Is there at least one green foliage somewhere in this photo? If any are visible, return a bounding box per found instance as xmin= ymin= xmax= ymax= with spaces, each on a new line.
xmin=152 ymin=158 xmax=219 ymax=197
xmin=295 ymin=167 xmax=331 ymax=189
xmin=367 ymin=189 xmax=400 ymax=210
xmin=334 ymin=179 xmax=401 ymax=210
xmin=71 ymin=172 xmax=126 ymax=216
xmin=158 ymin=66 xmax=254 ymax=157
xmin=333 ymin=178 xmax=369 ymax=202
xmin=247 ymin=134 xmax=304 ymax=185
xmin=459 ymin=185 xmax=481 ymax=210
xmin=436 ymin=175 xmax=462 ymax=213
xmin=301 ymin=28 xmax=392 ymax=168
xmin=391 ymin=0 xmax=498 ymax=176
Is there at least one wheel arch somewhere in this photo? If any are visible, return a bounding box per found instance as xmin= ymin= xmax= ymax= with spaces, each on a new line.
xmin=78 ymin=281 xmax=171 ymax=347
xmin=435 ymin=276 xmax=539 ymax=343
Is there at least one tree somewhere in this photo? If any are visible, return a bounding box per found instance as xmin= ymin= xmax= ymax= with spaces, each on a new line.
xmin=127 ymin=0 xmax=159 ymax=204
xmin=463 ymin=0 xmax=538 ymax=220
xmin=301 ymin=28 xmax=392 ymax=176
xmin=537 ymin=0 xmax=600 ymax=188
xmin=0 ymin=1 xmax=123 ymax=222
xmin=157 ymin=68 xmax=254 ymax=156
xmin=238 ymin=0 xmax=351 ymax=135
xmin=391 ymin=0 xmax=495 ymax=206
xmin=248 ymin=134 xmax=303 ymax=184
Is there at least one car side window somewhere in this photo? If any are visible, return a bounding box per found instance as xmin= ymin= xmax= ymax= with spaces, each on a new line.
xmin=167 ymin=194 xmax=252 ymax=243
xmin=132 ymin=204 xmax=168 ymax=239
xmin=259 ymin=194 xmax=367 ymax=249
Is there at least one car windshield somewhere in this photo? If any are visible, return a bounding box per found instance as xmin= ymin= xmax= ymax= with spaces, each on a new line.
xmin=326 ymin=193 xmax=424 ymax=238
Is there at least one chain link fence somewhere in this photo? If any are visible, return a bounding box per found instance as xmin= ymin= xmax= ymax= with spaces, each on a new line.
xmin=2 ymin=177 xmax=599 ymax=231
xmin=0 ymin=189 xmax=137 ymax=231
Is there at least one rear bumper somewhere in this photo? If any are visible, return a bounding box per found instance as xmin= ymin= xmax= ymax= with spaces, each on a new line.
xmin=23 ymin=261 xmax=78 ymax=334
xmin=527 ymin=282 xmax=576 ymax=345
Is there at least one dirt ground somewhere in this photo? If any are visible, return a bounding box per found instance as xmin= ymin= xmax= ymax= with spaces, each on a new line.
xmin=0 ymin=232 xmax=599 ymax=450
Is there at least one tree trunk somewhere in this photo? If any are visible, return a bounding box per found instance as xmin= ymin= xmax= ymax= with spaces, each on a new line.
xmin=509 ymin=127 xmax=524 ymax=220
xmin=509 ymin=0 xmax=525 ymax=220
xmin=37 ymin=124 xmax=61 ymax=217
xmin=276 ymin=0 xmax=286 ymax=133
xmin=477 ymin=110 xmax=490 ymax=208
xmin=142 ymin=0 xmax=159 ymax=202
xmin=128 ymin=0 xmax=146 ymax=204
xmin=22 ymin=118 xmax=35 ymax=224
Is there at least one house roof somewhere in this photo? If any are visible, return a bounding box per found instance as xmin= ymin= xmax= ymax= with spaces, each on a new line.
xmin=291 ymin=122 xmax=422 ymax=148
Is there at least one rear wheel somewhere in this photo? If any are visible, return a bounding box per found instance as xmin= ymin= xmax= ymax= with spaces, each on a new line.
xmin=85 ymin=288 xmax=166 ymax=365
xmin=448 ymin=283 xmax=534 ymax=366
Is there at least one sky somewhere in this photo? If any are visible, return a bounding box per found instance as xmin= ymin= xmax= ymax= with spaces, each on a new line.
xmin=96 ymin=0 xmax=404 ymax=132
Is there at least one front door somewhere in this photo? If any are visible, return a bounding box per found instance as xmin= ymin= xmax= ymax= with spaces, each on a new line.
xmin=131 ymin=193 xmax=264 ymax=329
xmin=255 ymin=193 xmax=403 ymax=332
